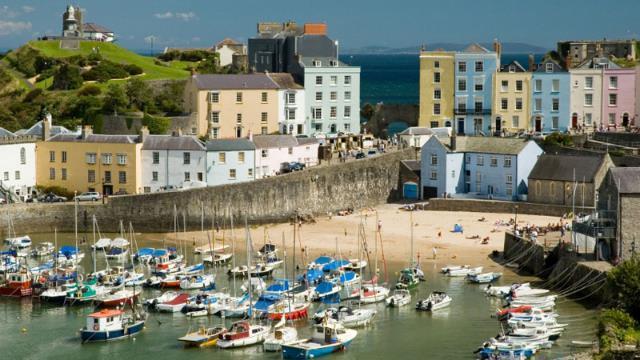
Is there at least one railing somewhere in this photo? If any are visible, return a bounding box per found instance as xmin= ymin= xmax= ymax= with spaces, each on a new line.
xmin=454 ymin=109 xmax=492 ymax=116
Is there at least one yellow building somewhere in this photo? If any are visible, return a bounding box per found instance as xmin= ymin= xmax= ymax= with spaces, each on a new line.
xmin=492 ymin=61 xmax=531 ymax=133
xmin=184 ymin=73 xmax=282 ymax=138
xmin=419 ymin=51 xmax=454 ymax=128
xmin=36 ymin=126 xmax=144 ymax=195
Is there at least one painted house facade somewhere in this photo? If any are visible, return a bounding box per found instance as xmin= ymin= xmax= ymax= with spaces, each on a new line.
xmin=569 ymin=58 xmax=604 ymax=131
xmin=0 ymin=137 xmax=37 ymax=201
xmin=419 ymin=51 xmax=455 ymax=128
xmin=421 ymin=136 xmax=543 ymax=200
xmin=205 ymin=139 xmax=256 ymax=186
xmin=602 ymin=67 xmax=636 ymax=129
xmin=492 ymin=61 xmax=531 ymax=133
xmin=140 ymin=133 xmax=206 ymax=193
xmin=531 ymin=59 xmax=570 ymax=132
xmin=253 ymin=135 xmax=319 ymax=178
xmin=269 ymin=73 xmax=306 ymax=136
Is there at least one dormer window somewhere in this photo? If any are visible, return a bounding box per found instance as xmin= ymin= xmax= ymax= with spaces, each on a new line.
xmin=329 ymin=60 xmax=337 ymax=67
xmin=545 ymin=63 xmax=553 ymax=73
xmin=509 ymin=65 xmax=515 ymax=73
xmin=312 ymin=60 xmax=322 ymax=67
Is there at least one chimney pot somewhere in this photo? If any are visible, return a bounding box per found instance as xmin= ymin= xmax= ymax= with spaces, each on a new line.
xmin=139 ymin=126 xmax=150 ymax=142
xmin=81 ymin=125 xmax=93 ymax=139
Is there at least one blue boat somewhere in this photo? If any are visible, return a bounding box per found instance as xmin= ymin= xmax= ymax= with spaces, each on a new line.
xmin=322 ymin=259 xmax=350 ymax=272
xmin=313 ymin=281 xmax=341 ymax=302
xmin=80 ymin=308 xmax=145 ymax=343
xmin=282 ymin=323 xmax=357 ymax=359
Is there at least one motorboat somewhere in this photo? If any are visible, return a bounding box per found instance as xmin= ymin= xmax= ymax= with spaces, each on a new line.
xmin=31 ymin=242 xmax=55 ymax=257
xmin=447 ymin=266 xmax=483 ymax=277
xmin=179 ymin=274 xmax=215 ymax=290
xmin=178 ymin=326 xmax=226 ymax=347
xmin=95 ymin=288 xmax=142 ymax=308
xmin=314 ymin=306 xmax=376 ymax=328
xmin=281 ymin=322 xmax=357 ymax=359
xmin=144 ymin=291 xmax=179 ymax=310
xmin=264 ymin=325 xmax=299 ymax=352
xmin=467 ymin=272 xmax=502 ymax=284
xmin=156 ymin=293 xmax=190 ymax=313
xmin=358 ymin=284 xmax=390 ymax=304
xmin=40 ymin=282 xmax=78 ymax=305
xmin=386 ymin=289 xmax=411 ymax=307
xmin=395 ymin=268 xmax=420 ymax=290
xmin=416 ymin=291 xmax=452 ymax=311
xmin=441 ymin=265 xmax=468 ymax=274
xmin=80 ymin=308 xmax=145 ymax=342
xmin=5 ymin=235 xmax=32 ymax=249
xmin=217 ymin=321 xmax=268 ymax=349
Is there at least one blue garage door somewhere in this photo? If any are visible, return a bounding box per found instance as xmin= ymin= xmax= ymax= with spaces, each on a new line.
xmin=403 ymin=182 xmax=418 ymax=199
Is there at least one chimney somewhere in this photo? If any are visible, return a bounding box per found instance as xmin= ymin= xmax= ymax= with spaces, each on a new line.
xmin=81 ymin=125 xmax=93 ymax=139
xmin=139 ymin=126 xmax=149 ymax=143
xmin=528 ymin=54 xmax=535 ymax=71
xmin=42 ymin=112 xmax=51 ymax=140
xmin=450 ymin=131 xmax=457 ymax=151
xmin=171 ymin=128 xmax=182 ymax=137
xmin=493 ymin=39 xmax=502 ymax=58
xmin=247 ymin=129 xmax=253 ymax=141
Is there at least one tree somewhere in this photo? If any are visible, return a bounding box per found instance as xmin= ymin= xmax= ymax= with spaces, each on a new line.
xmin=360 ymin=103 xmax=375 ymax=123
xmin=155 ymin=80 xmax=185 ymax=115
xmin=52 ymin=64 xmax=83 ymax=90
xmin=102 ymin=83 xmax=128 ymax=114
xmin=609 ymin=257 xmax=640 ymax=320
xmin=125 ymin=78 xmax=155 ymax=112
xmin=141 ymin=113 xmax=170 ymax=134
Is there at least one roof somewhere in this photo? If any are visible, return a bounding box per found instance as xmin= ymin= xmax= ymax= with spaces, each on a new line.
xmin=267 ymin=73 xmax=303 ymax=89
xmin=191 ymin=74 xmax=279 ymax=90
xmin=500 ymin=61 xmax=527 ymax=72
xmin=82 ymin=23 xmax=113 ymax=34
xmin=216 ymin=38 xmax=242 ymax=47
xmin=576 ymin=56 xmax=621 ymax=70
xmin=535 ymin=59 xmax=567 ymax=73
xmin=252 ymin=135 xmax=299 ymax=149
xmin=0 ymin=127 xmax=15 ymax=137
xmin=610 ymin=167 xmax=640 ymax=194
xmin=48 ymin=134 xmax=138 ymax=144
xmin=205 ymin=138 xmax=255 ymax=151
xmin=296 ymin=137 xmax=320 ymax=145
xmin=401 ymin=160 xmax=421 ymax=172
xmin=299 ymin=57 xmax=350 ymax=68
xmin=439 ymin=136 xmax=533 ymax=155
xmin=529 ymin=154 xmax=606 ymax=182
xmin=19 ymin=120 xmax=75 ymax=137
xmin=462 ymin=43 xmax=491 ymax=53
xmin=398 ymin=127 xmax=433 ymax=136
xmin=142 ymin=135 xmax=204 ymax=151
xmin=88 ymin=309 xmax=123 ymax=318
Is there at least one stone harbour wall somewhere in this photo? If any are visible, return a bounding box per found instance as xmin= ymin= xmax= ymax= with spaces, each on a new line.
xmin=426 ymin=198 xmax=592 ymax=217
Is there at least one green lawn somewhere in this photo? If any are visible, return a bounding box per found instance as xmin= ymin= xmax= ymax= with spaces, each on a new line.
xmin=29 ymin=40 xmax=189 ymax=81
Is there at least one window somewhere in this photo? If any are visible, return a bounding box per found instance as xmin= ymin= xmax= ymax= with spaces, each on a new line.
xmin=465 ymin=155 xmax=470 ymax=164
xmin=198 ymin=172 xmax=203 ymax=181
xmin=550 ymin=182 xmax=556 ymax=196
xmin=236 ymin=113 xmax=242 ymax=123
xmin=100 ymin=153 xmax=111 ymax=165
xmin=552 ymin=116 xmax=559 ymax=129
xmin=506 ymin=174 xmax=513 ymax=183
xmin=552 ymin=98 xmax=559 ymax=112
xmin=344 ymin=106 xmax=351 ymax=118
xmin=430 ymin=121 xmax=439 ymax=128
xmin=152 ymin=171 xmax=158 ymax=181
xmin=584 ymin=93 xmax=593 ymax=106
xmin=433 ymin=103 xmax=441 ymax=115
xmin=504 ymin=157 xmax=512 ymax=168
xmin=501 ymin=98 xmax=508 ymax=110
xmin=501 ymin=80 xmax=508 ymax=92
xmin=344 ymin=76 xmax=351 ymax=85
xmin=515 ymin=80 xmax=523 ymax=92
xmin=88 ymin=170 xmax=95 ymax=183
xmin=261 ymin=126 xmax=268 ymax=135
xmin=430 ymin=170 xmax=437 ymax=180
xmin=330 ymin=107 xmax=337 ymax=118
xmin=585 ymin=77 xmax=593 ymax=89
xmin=585 ymin=113 xmax=593 ymax=125
xmin=218 ymin=152 xmax=226 ymax=164
xmin=534 ymin=98 xmax=542 ymax=112
xmin=477 ymin=155 xmax=484 ymax=166
xmin=20 ymin=148 xmax=26 ymax=164
xmin=458 ymin=61 xmax=467 ymax=73
xmin=49 ymin=151 xmax=55 ymax=163
xmin=451 ymin=170 xmax=456 ymax=178
xmin=515 ymin=98 xmax=523 ymax=110
xmin=545 ymin=63 xmax=553 ymax=72
xmin=434 ymin=72 xmax=441 ymax=83
xmin=474 ymin=78 xmax=483 ymax=91
xmin=117 ymin=154 xmax=127 ymax=165
xmin=49 ymin=168 xmax=55 ymax=180
xmin=506 ymin=185 xmax=513 ymax=196
xmin=344 ymin=91 xmax=351 ymax=101
xmin=330 ymin=76 xmax=337 ymax=85
xmin=209 ymin=92 xmax=219 ymax=103
xmin=261 ymin=92 xmax=268 ymax=103
xmin=434 ymin=61 xmax=440 ymax=68
xmin=456 ymin=97 xmax=466 ymax=112
xmin=261 ymin=112 xmax=268 ymax=122
xmin=609 ymin=76 xmax=618 ymax=89
xmin=247 ymin=168 xmax=253 ymax=178
xmin=609 ymin=113 xmax=616 ymax=124
xmin=236 ymin=92 xmax=243 ymax=103
xmin=287 ymin=92 xmax=296 ymax=104
xmin=330 ymin=91 xmax=337 ymax=101
xmin=229 ymin=169 xmax=236 ymax=179
xmin=433 ymin=89 xmax=441 ymax=100
xmin=212 ymin=128 xmax=219 ymax=139
xmin=457 ymin=78 xmax=467 ymax=91
xmin=534 ymin=79 xmax=542 ymax=92
xmin=184 ymin=172 xmax=190 ymax=182
xmin=490 ymin=157 xmax=498 ymax=167
xmin=512 ymin=115 xmax=520 ymax=128
xmin=344 ymin=123 xmax=351 ymax=131
xmin=288 ymin=147 xmax=293 ymax=155
xmin=474 ymin=100 xmax=483 ymax=112
xmin=609 ymin=93 xmax=617 ymax=106
xmin=261 ymin=149 xmax=268 ymax=158
xmin=475 ymin=173 xmax=482 ymax=191
xmin=535 ymin=181 xmax=541 ymax=196
xmin=118 ymin=171 xmax=127 ymax=184
xmin=287 ymin=109 xmax=296 ymax=120
xmin=151 ymin=152 xmax=160 ymax=164
xmin=15 ymin=171 xmax=21 ymax=180
xmin=238 ymin=152 xmax=244 ymax=163
xmin=312 ymin=108 xmax=322 ymax=120
xmin=144 ymin=187 xmax=151 ymax=193
xmin=312 ymin=59 xmax=322 ymax=67
xmin=3 ymin=172 xmax=7 ymax=181
xmin=61 ymin=151 xmax=67 ymax=163
xmin=315 ymin=92 xmax=323 ymax=101
xmin=552 ymin=79 xmax=560 ymax=92
xmin=475 ymin=61 xmax=483 ymax=72
xmin=210 ymin=111 xmax=220 ymax=123
xmin=315 ymin=76 xmax=322 ymax=85
xmin=104 ymin=170 xmax=111 ymax=183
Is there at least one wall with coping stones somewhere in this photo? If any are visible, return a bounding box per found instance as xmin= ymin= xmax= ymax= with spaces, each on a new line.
xmin=425 ymin=198 xmax=592 ymax=217
xmin=2 ymin=149 xmax=415 ymax=235
xmin=503 ymin=233 xmax=546 ymax=274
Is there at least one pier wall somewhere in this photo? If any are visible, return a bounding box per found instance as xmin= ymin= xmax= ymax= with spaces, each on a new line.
xmin=426 ymin=198 xmax=592 ymax=217
xmin=503 ymin=233 xmax=546 ymax=274
xmin=547 ymin=257 xmax=611 ymax=304
xmin=3 ymin=149 xmax=415 ymax=234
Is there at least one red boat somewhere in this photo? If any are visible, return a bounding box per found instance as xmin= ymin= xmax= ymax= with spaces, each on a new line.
xmin=268 ymin=302 xmax=310 ymax=321
xmin=496 ymin=305 xmax=532 ymax=319
xmin=160 ymin=276 xmax=181 ymax=288
xmin=0 ymin=270 xmax=33 ymax=297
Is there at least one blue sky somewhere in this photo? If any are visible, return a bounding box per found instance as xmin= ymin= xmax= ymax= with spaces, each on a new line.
xmin=0 ymin=0 xmax=639 ymax=50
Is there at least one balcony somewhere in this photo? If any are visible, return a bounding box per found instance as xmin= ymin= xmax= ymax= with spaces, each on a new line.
xmin=454 ymin=109 xmax=492 ymax=116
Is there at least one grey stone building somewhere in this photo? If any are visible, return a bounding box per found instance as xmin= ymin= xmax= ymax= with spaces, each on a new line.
xmin=558 ymin=39 xmax=637 ymax=68
xmin=528 ymin=153 xmax=613 ymax=208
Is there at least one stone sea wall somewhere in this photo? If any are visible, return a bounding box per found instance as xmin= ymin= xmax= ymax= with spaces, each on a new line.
xmin=425 ymin=198 xmax=592 ymax=217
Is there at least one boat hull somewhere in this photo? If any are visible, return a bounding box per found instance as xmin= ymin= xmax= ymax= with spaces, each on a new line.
xmin=80 ymin=321 xmax=144 ymax=342
xmin=0 ymin=286 xmax=32 ymax=297
xmin=282 ymin=339 xmax=352 ymax=359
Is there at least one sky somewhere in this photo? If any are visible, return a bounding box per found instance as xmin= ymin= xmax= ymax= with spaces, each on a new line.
xmin=0 ymin=0 xmax=639 ymax=51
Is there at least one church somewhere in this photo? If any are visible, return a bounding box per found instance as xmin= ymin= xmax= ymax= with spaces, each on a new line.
xmin=61 ymin=5 xmax=115 ymax=42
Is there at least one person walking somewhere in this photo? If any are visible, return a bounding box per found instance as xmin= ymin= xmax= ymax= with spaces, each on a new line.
xmin=432 ymin=247 xmax=437 ymax=260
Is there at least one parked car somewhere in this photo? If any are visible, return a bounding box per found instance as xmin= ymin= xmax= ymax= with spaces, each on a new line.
xmin=367 ymin=149 xmax=377 ymax=156
xmin=74 ymin=192 xmax=101 ymax=202
xmin=39 ymin=193 xmax=67 ymax=203
xmin=281 ymin=162 xmax=306 ymax=173
xmin=355 ymin=152 xmax=366 ymax=159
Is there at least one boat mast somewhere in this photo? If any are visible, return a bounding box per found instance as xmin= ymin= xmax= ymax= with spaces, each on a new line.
xmin=283 ymin=232 xmax=291 ymax=318
xmin=207 ymin=212 xmax=214 ymax=265
xmin=292 ymin=222 xmax=296 ymax=287
xmin=182 ymin=212 xmax=187 ymax=258
xmin=173 ymin=204 xmax=178 ymax=255
xmin=92 ymin=216 xmax=96 ymax=274
xmin=245 ymin=217 xmax=253 ymax=319
xmin=230 ymin=211 xmax=236 ymax=297
xmin=410 ymin=211 xmax=414 ymax=266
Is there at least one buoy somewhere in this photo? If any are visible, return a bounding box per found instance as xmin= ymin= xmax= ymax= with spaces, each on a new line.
xmin=21 ymin=327 xmax=27 ymax=333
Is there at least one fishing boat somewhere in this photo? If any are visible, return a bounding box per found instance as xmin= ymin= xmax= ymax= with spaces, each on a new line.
xmin=395 ymin=268 xmax=420 ymax=290
xmin=91 ymin=238 xmax=111 ymax=250
xmin=217 ymin=321 xmax=268 ymax=349
xmin=179 ymin=274 xmax=215 ymax=290
xmin=31 ymin=242 xmax=55 ymax=257
xmin=358 ymin=283 xmax=390 ymax=304
xmin=467 ymin=272 xmax=502 ymax=284
xmin=0 ymin=269 xmax=32 ymax=297
xmin=5 ymin=235 xmax=32 ymax=249
xmin=80 ymin=308 xmax=146 ymax=343
xmin=156 ymin=293 xmax=190 ymax=313
xmin=386 ymin=289 xmax=411 ymax=307
xmin=178 ymin=326 xmax=226 ymax=347
xmin=416 ymin=291 xmax=452 ymax=311
xmin=447 ymin=266 xmax=483 ymax=277
xmin=281 ymin=322 xmax=357 ymax=359
xmin=65 ymin=281 xmax=108 ymax=305
xmin=95 ymin=287 xmax=142 ymax=307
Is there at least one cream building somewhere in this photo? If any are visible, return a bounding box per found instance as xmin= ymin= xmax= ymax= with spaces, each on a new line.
xmin=492 ymin=61 xmax=531 ymax=133
xmin=569 ymin=57 xmax=605 ymax=131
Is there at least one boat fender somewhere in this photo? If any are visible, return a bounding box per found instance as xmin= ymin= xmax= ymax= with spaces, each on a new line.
xmin=78 ymin=274 xmax=84 ymax=282
xmin=38 ymin=276 xmax=46 ymax=285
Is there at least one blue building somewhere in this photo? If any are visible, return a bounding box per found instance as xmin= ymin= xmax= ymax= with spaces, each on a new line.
xmin=205 ymin=139 xmax=256 ymax=186
xmin=531 ymin=59 xmax=570 ymax=132
xmin=420 ymin=135 xmax=543 ymax=200
xmin=454 ymin=43 xmax=500 ymax=135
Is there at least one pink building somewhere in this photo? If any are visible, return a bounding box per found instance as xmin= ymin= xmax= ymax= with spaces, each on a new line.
xmin=602 ymin=67 xmax=636 ymax=129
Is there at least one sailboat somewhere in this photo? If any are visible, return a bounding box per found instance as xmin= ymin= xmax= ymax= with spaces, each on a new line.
xmin=395 ymin=211 xmax=422 ymax=290
xmin=216 ymin=212 xmax=250 ymax=318
xmin=264 ymin=315 xmax=299 ymax=352
xmin=282 ymin=320 xmax=358 ymax=359
xmin=358 ymin=219 xmax=389 ymax=304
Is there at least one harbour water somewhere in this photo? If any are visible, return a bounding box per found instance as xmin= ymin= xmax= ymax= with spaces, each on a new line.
xmin=0 ymin=233 xmax=596 ymax=359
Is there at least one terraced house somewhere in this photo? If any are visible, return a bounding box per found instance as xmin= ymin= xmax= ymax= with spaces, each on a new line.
xmin=569 ymin=57 xmax=605 ymax=131
xmin=492 ymin=61 xmax=531 ymax=134
xmin=602 ymin=64 xmax=636 ymax=129
xmin=531 ymin=59 xmax=570 ymax=132
xmin=419 ymin=50 xmax=455 ymax=128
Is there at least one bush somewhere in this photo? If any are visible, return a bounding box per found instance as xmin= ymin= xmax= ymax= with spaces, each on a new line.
xmin=543 ymin=132 xmax=573 ymax=147
xmin=608 ymin=257 xmax=640 ymax=320
xmin=141 ymin=113 xmax=170 ymax=134
xmin=77 ymin=84 xmax=101 ymax=97
xmin=22 ymin=88 xmax=44 ymax=103
xmin=52 ymin=64 xmax=83 ymax=90
xmin=82 ymin=60 xmax=129 ymax=82
xmin=35 ymin=185 xmax=75 ymax=200
xmin=124 ymin=64 xmax=143 ymax=76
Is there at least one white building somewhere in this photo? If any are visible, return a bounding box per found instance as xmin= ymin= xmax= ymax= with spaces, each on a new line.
xmin=253 ymin=135 xmax=319 ymax=178
xmin=398 ymin=127 xmax=451 ymax=148
xmin=269 ymin=73 xmax=306 ymax=136
xmin=299 ymin=57 xmax=361 ymax=137
xmin=0 ymin=129 xmax=37 ymax=202
xmin=141 ymin=132 xmax=206 ymax=193
xmin=82 ymin=23 xmax=115 ymax=42
xmin=214 ymin=38 xmax=246 ymax=67
xmin=569 ymin=57 xmax=606 ymax=131
xmin=205 ymin=139 xmax=256 ymax=186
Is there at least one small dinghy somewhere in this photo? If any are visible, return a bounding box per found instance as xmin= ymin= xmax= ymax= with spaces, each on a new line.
xmin=467 ymin=272 xmax=502 ymax=284
xmin=185 ymin=309 xmax=208 ymax=318
xmin=178 ymin=325 xmax=226 ymax=347
xmin=416 ymin=291 xmax=452 ymax=311
xmin=447 ymin=266 xmax=482 ymax=277
xmin=386 ymin=289 xmax=411 ymax=307
xmin=344 ymin=258 xmax=367 ymax=271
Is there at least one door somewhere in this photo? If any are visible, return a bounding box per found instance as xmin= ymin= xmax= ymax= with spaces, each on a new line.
xmin=457 ymin=119 xmax=465 ymax=135
xmin=487 ymin=185 xmax=494 ymax=195
xmin=422 ymin=186 xmax=438 ymax=199
xmin=495 ymin=117 xmax=502 ymax=133
xmin=403 ymin=182 xmax=418 ymax=199
xmin=473 ymin=118 xmax=483 ymax=135
xmin=102 ymin=185 xmax=113 ymax=196
xmin=572 ymin=113 xmax=578 ymax=129
xmin=535 ymin=116 xmax=542 ymax=132
xmin=623 ymin=113 xmax=630 ymax=127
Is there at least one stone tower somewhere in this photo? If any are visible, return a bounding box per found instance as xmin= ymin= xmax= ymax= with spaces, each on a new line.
xmin=62 ymin=5 xmax=83 ymax=38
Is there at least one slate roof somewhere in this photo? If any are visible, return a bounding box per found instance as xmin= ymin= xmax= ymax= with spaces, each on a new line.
xmin=500 ymin=61 xmax=527 ymax=72
xmin=401 ymin=160 xmax=421 ymax=172
xmin=47 ymin=134 xmax=139 ymax=144
xmin=576 ymin=56 xmax=621 ymax=70
xmin=192 ymin=74 xmax=279 ymax=90
xmin=610 ymin=167 xmax=640 ymax=194
xmin=299 ymin=57 xmax=349 ymax=67
xmin=439 ymin=136 xmax=533 ymax=155
xmin=205 ymin=139 xmax=255 ymax=151
xmin=535 ymin=59 xmax=567 ymax=73
xmin=0 ymin=127 xmax=15 ymax=137
xmin=398 ymin=127 xmax=433 ymax=136
xmin=252 ymin=135 xmax=299 ymax=149
xmin=268 ymin=73 xmax=303 ymax=89
xmin=462 ymin=43 xmax=491 ymax=53
xmin=529 ymin=154 xmax=606 ymax=182
xmin=18 ymin=120 xmax=75 ymax=137
xmin=82 ymin=23 xmax=113 ymax=34
xmin=142 ymin=135 xmax=204 ymax=151
xmin=296 ymin=137 xmax=320 ymax=145
xmin=216 ymin=38 xmax=242 ymax=47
